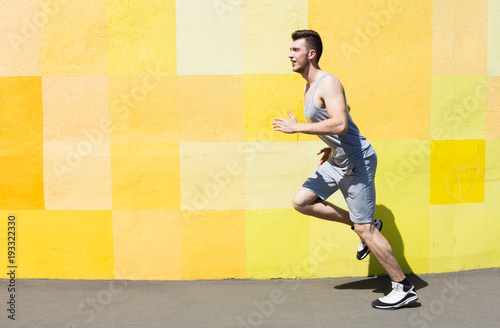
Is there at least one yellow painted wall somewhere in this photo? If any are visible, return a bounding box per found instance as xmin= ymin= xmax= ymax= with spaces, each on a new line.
xmin=0 ymin=0 xmax=499 ymax=280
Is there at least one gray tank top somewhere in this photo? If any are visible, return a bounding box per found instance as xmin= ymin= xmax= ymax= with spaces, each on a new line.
xmin=304 ymin=73 xmax=374 ymax=168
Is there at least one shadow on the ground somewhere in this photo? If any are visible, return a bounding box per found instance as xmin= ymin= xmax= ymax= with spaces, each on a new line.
xmin=334 ymin=204 xmax=428 ymax=294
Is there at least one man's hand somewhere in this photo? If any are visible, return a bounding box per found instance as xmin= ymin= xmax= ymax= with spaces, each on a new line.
xmin=273 ymin=111 xmax=299 ymax=134
xmin=317 ymin=147 xmax=331 ymax=167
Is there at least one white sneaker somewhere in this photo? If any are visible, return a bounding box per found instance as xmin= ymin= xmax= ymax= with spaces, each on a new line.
xmin=355 ymin=219 xmax=383 ymax=260
xmin=372 ymin=281 xmax=418 ymax=310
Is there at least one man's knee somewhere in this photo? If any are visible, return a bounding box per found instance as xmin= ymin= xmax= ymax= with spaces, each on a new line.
xmin=292 ymin=191 xmax=316 ymax=214
xmin=292 ymin=195 xmax=307 ymax=213
xmin=353 ymin=222 xmax=372 ymax=238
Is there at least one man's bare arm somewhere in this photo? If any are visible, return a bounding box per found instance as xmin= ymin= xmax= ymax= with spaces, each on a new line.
xmin=273 ymin=76 xmax=348 ymax=135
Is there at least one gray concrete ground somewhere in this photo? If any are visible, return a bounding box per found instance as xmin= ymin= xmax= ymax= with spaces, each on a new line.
xmin=1 ymin=268 xmax=498 ymax=328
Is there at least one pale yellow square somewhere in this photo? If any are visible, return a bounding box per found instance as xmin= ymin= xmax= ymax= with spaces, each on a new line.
xmin=486 ymin=76 xmax=500 ymax=139
xmin=111 ymin=142 xmax=180 ymax=210
xmin=432 ymin=0 xmax=488 ymax=75
xmin=242 ymin=0 xmax=308 ymax=74
xmin=489 ymin=0 xmax=500 ymax=75
xmin=182 ymin=210 xmax=246 ymax=280
xmin=109 ymin=76 xmax=178 ymax=142
xmin=429 ymin=204 xmax=488 ymax=273
xmin=245 ymin=141 xmax=312 ymax=209
xmin=43 ymin=141 xmax=112 ymax=210
xmin=0 ymin=0 xmax=41 ymax=75
xmin=176 ymin=0 xmax=242 ymax=75
xmin=484 ymin=140 xmax=500 ymax=268
xmin=41 ymin=0 xmax=108 ymax=75
xmin=180 ymin=142 xmax=244 ymax=211
xmin=178 ymin=75 xmax=243 ymax=142
xmin=113 ymin=210 xmax=182 ymax=280
xmin=107 ymin=0 xmax=176 ymax=75
xmin=309 ymin=0 xmax=432 ymax=140
xmin=431 ymin=76 xmax=486 ymax=140
xmin=43 ymin=76 xmax=110 ymax=142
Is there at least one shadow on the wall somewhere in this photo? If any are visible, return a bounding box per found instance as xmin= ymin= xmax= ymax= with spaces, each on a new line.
xmin=334 ymin=204 xmax=428 ymax=294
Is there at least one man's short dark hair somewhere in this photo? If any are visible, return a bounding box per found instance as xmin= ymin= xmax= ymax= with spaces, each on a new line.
xmin=292 ymin=30 xmax=323 ymax=62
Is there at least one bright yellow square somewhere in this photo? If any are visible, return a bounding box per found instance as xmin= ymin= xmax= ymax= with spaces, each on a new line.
xmin=41 ymin=0 xmax=108 ymax=75
xmin=0 ymin=77 xmax=44 ymax=210
xmin=244 ymin=74 xmax=304 ymax=142
xmin=42 ymin=76 xmax=110 ymax=142
xmin=242 ymin=0 xmax=308 ymax=74
xmin=309 ymin=0 xmax=432 ymax=140
xmin=178 ymin=76 xmax=243 ymax=142
xmin=486 ymin=77 xmax=500 ymax=139
xmin=176 ymin=0 xmax=242 ymax=75
xmin=11 ymin=210 xmax=114 ymax=279
xmin=432 ymin=0 xmax=488 ymax=75
xmin=489 ymin=0 xmax=500 ymax=75
xmin=0 ymin=0 xmax=41 ymax=75
xmin=0 ymin=76 xmax=43 ymax=143
xmin=43 ymin=141 xmax=112 ymax=210
xmin=180 ymin=143 xmax=244 ymax=210
xmin=431 ymin=76 xmax=486 ymax=140
xmin=111 ymin=142 xmax=180 ymax=210
xmin=246 ymin=209 xmax=310 ymax=279
xmin=0 ymin=146 xmax=45 ymax=210
xmin=430 ymin=140 xmax=485 ymax=205
xmin=113 ymin=210 xmax=182 ymax=280
xmin=244 ymin=141 xmax=312 ymax=209
xmin=107 ymin=0 xmax=176 ymax=75
xmin=109 ymin=76 xmax=178 ymax=142
xmin=182 ymin=210 xmax=246 ymax=280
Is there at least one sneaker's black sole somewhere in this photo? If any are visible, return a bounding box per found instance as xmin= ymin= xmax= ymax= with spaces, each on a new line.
xmin=372 ymin=295 xmax=418 ymax=310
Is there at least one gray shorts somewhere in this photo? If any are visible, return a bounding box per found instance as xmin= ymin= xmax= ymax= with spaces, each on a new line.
xmin=300 ymin=154 xmax=377 ymax=224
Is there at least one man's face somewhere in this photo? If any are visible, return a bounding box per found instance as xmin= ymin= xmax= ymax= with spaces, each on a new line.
xmin=288 ymin=39 xmax=310 ymax=73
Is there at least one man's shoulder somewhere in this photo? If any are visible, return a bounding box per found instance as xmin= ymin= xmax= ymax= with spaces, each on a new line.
xmin=321 ymin=72 xmax=341 ymax=83
xmin=317 ymin=72 xmax=344 ymax=92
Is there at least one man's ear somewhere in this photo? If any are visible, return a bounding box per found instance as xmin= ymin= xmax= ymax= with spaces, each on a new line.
xmin=308 ymin=49 xmax=317 ymax=61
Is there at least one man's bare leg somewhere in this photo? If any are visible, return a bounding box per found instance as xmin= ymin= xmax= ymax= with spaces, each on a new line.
xmin=356 ymin=222 xmax=418 ymax=309
xmin=292 ymin=189 xmax=405 ymax=282
xmin=353 ymin=223 xmax=405 ymax=282
xmin=292 ymin=188 xmax=417 ymax=308
xmin=292 ymin=189 xmax=352 ymax=226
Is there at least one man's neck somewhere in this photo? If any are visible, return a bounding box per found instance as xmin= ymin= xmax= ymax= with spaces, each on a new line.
xmin=301 ymin=64 xmax=323 ymax=86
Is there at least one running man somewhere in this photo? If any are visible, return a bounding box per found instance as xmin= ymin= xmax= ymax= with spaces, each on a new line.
xmin=272 ymin=30 xmax=418 ymax=309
